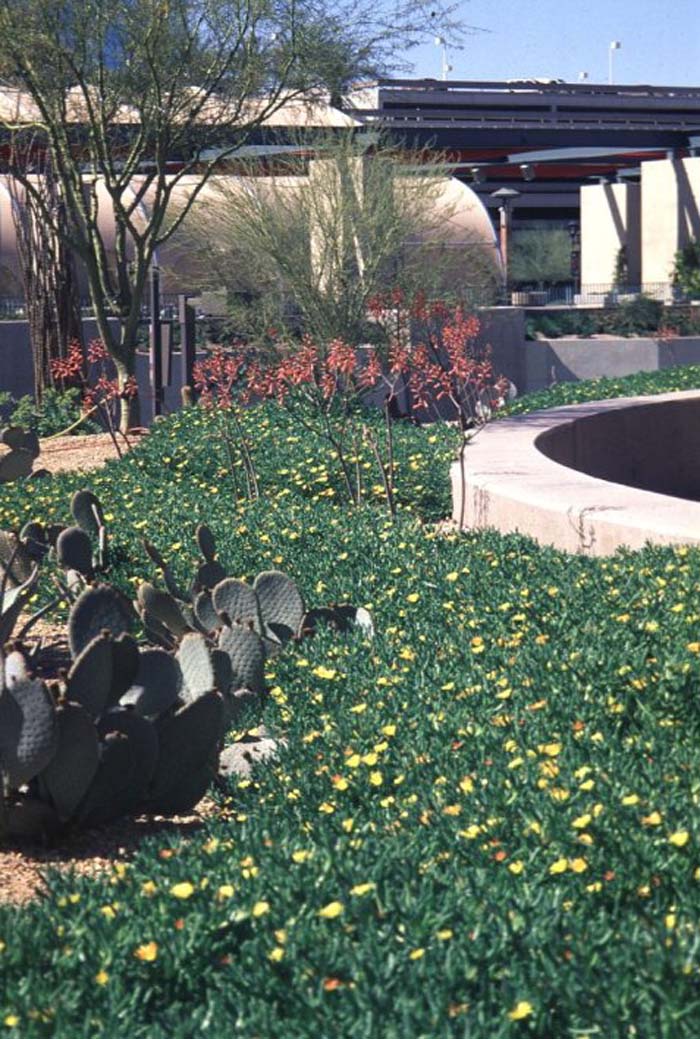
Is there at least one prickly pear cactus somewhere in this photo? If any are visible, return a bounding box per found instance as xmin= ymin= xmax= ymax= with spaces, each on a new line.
xmin=39 ymin=702 xmax=100 ymax=821
xmin=68 ymin=585 xmax=133 ymax=658
xmin=144 ymin=691 xmax=223 ymax=815
xmin=212 ymin=578 xmax=262 ymax=631
xmin=56 ymin=526 xmax=94 ymax=578
xmin=70 ymin=489 xmax=104 ymax=540
xmin=0 ymin=678 xmax=57 ymax=787
xmin=218 ymin=624 xmax=266 ymax=694
xmin=254 ymin=570 xmax=305 ymax=643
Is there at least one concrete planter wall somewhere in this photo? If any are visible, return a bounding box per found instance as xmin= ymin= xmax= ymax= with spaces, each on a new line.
xmin=451 ymin=391 xmax=700 ymax=555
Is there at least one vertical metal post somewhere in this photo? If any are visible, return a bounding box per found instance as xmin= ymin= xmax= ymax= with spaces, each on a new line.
xmin=149 ymin=264 xmax=163 ymax=418
xmin=178 ymin=294 xmax=196 ymax=394
xmin=499 ymin=203 xmax=512 ymax=296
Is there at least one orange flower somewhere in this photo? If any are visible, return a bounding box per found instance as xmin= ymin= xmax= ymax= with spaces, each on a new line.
xmin=323 ymin=978 xmax=344 ymax=991
xmin=134 ymin=941 xmax=158 ymax=962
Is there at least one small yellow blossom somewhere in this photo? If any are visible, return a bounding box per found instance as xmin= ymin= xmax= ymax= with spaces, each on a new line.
xmin=508 ymin=1001 xmax=534 ymax=1021
xmin=409 ymin=948 xmax=425 ymax=960
xmin=95 ymin=970 xmax=109 ymax=986
xmin=252 ymin=901 xmax=270 ymax=917
xmin=549 ymin=858 xmax=568 ymax=875
xmin=350 ymin=883 xmax=375 ymax=896
xmin=170 ymin=882 xmax=195 ymax=900
xmin=318 ymin=901 xmax=344 ymax=919
xmin=669 ymin=831 xmax=690 ymax=848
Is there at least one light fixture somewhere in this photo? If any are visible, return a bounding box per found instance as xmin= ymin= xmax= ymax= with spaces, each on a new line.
xmin=609 ymin=40 xmax=621 ymax=85
xmin=520 ymin=163 xmax=536 ymax=181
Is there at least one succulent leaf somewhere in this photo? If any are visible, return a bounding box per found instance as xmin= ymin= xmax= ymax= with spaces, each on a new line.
xmin=254 ymin=570 xmax=305 ymax=643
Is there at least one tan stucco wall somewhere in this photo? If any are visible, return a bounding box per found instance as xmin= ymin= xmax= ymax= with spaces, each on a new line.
xmin=580 ymin=182 xmax=641 ymax=288
xmin=641 ymin=156 xmax=700 ymax=286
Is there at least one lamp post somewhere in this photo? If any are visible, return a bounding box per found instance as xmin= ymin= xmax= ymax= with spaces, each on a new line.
xmin=434 ymin=36 xmax=452 ymax=80
xmin=490 ymin=187 xmax=520 ymax=295
xmin=609 ymin=41 xmax=621 ymax=85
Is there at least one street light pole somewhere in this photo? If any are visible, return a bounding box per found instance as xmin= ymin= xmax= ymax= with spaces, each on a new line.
xmin=490 ymin=187 xmax=520 ymax=296
xmin=609 ymin=41 xmax=621 ymax=85
xmin=434 ymin=36 xmax=452 ymax=80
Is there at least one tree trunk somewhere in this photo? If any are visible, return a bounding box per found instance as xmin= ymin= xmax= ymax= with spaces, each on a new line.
xmin=115 ymin=357 xmax=141 ymax=432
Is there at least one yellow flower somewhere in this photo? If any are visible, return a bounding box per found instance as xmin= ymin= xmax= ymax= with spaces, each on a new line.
xmin=341 ymin=818 xmax=354 ymax=832
xmin=459 ymin=776 xmax=474 ymax=795
xmin=621 ymin=793 xmax=640 ymax=806
xmin=170 ymin=882 xmax=195 ymax=900
xmin=346 ymin=754 xmax=361 ymax=768
xmin=665 ymin=912 xmax=677 ymax=930
xmin=549 ymin=858 xmax=568 ymax=875
xmin=641 ymin=811 xmax=663 ymax=827
xmin=268 ymin=946 xmax=285 ymax=962
xmin=312 ymin=666 xmax=337 ymax=680
xmin=350 ymin=883 xmax=375 ymax=897
xmin=508 ymin=861 xmax=524 ymax=875
xmin=381 ymin=724 xmax=397 ymax=737
xmin=569 ymin=857 xmax=588 ymax=873
xmin=409 ymin=948 xmax=425 ymax=960
xmin=437 ymin=928 xmax=453 ymax=940
xmin=3 ymin=1016 xmax=19 ymax=1029
xmin=669 ymin=831 xmax=690 ymax=848
xmin=95 ymin=970 xmax=109 ymax=986
xmin=252 ymin=901 xmax=270 ymax=917
xmin=318 ymin=901 xmax=344 ymax=919
xmin=292 ymin=850 xmax=312 ymax=863
xmin=217 ymin=885 xmax=235 ymax=901
xmin=406 ymin=593 xmax=420 ymax=603
xmin=100 ymin=905 xmax=117 ymax=919
xmin=369 ymin=771 xmax=383 ymax=786
xmin=539 ymin=742 xmax=562 ymax=757
xmin=459 ymin=825 xmax=481 ymax=840
xmin=572 ymin=814 xmax=592 ymax=830
xmin=508 ymin=1001 xmax=534 ymax=1021
xmin=141 ymin=880 xmax=157 ymax=896
xmin=134 ymin=941 xmax=158 ymax=962
xmin=445 ymin=571 xmax=459 ymax=582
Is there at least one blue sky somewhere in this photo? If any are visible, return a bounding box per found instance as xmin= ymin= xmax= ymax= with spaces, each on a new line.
xmin=398 ymin=0 xmax=700 ymax=86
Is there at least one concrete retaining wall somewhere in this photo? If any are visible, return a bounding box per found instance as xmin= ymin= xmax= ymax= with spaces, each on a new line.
xmin=451 ymin=391 xmax=700 ymax=555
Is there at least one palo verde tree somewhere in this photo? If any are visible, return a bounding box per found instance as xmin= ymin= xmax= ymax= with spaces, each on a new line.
xmin=181 ymin=132 xmax=501 ymax=347
xmin=0 ymin=0 xmax=464 ymax=430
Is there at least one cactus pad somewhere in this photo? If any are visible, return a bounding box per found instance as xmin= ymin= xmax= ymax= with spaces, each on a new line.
xmin=177 ymin=633 xmax=216 ymax=701
xmin=254 ymin=571 xmax=305 ymax=642
xmin=76 ymin=726 xmax=155 ymax=827
xmin=145 ymin=691 xmax=223 ymax=815
xmin=137 ymin=583 xmax=190 ymax=638
xmin=0 ymin=445 xmax=34 ymax=483
xmin=218 ymin=624 xmax=266 ymax=694
xmin=66 ymin=633 xmax=114 ymax=718
xmin=70 ymin=489 xmax=104 ymax=540
xmin=212 ymin=578 xmax=262 ymax=630
xmin=193 ymin=590 xmax=221 ymax=632
xmin=120 ymin=649 xmax=181 ymax=717
xmin=1 ymin=426 xmax=40 ymax=458
xmin=196 ymin=523 xmax=217 ymax=562
xmin=194 ymin=560 xmax=227 ymax=592
xmin=68 ymin=585 xmax=133 ymax=659
xmin=0 ymin=679 xmax=57 ymax=788
xmin=109 ymin=634 xmax=140 ymax=704
xmin=40 ymin=702 xmax=100 ymax=821
xmin=0 ymin=531 xmax=35 ymax=586
xmin=56 ymin=526 xmax=94 ymax=577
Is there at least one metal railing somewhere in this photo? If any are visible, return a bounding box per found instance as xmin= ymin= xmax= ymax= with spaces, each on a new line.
xmin=505 ymin=283 xmax=696 ymax=307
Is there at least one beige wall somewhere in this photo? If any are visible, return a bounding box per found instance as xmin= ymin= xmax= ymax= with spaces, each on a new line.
xmin=580 ymin=182 xmax=641 ymax=288
xmin=641 ymin=156 xmax=700 ymax=286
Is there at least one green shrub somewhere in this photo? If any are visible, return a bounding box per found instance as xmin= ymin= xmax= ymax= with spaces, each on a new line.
xmin=672 ymin=239 xmax=700 ymax=300
xmin=8 ymin=387 xmax=101 ymax=438
xmin=2 ymin=375 xmax=700 ymax=1036
xmin=605 ymin=295 xmax=664 ymax=336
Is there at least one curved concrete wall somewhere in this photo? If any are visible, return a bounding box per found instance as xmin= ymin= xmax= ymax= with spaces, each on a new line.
xmin=451 ymin=391 xmax=700 ymax=555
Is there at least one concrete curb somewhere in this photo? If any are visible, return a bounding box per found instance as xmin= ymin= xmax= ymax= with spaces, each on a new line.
xmin=451 ymin=390 xmax=700 ymax=555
